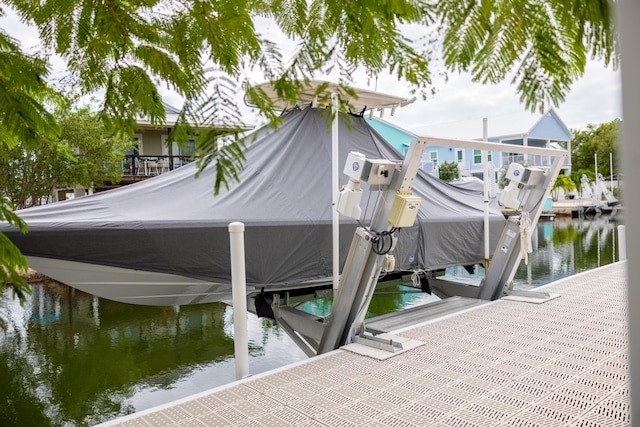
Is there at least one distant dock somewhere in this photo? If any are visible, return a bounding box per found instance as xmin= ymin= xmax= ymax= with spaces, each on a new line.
xmin=503 ymin=199 xmax=622 ymax=219
xmin=99 ymin=262 xmax=629 ymax=427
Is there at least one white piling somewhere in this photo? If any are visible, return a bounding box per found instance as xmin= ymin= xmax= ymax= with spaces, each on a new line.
xmin=618 ymin=224 xmax=627 ymax=261
xmin=229 ymin=221 xmax=249 ymax=380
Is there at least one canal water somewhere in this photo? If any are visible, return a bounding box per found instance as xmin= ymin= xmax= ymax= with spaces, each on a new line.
xmin=0 ymin=215 xmax=623 ymax=426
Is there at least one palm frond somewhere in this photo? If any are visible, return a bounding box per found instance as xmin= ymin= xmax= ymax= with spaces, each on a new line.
xmin=437 ymin=0 xmax=616 ymax=112
xmin=167 ymin=71 xmax=248 ymax=194
xmin=0 ymin=32 xmax=60 ymax=146
xmin=99 ymin=64 xmax=165 ymax=133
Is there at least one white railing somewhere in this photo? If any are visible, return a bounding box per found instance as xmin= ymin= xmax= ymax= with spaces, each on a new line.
xmin=123 ymin=155 xmax=194 ymax=176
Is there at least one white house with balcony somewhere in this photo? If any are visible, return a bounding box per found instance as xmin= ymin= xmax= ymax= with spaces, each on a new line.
xmin=367 ymin=108 xmax=572 ymax=179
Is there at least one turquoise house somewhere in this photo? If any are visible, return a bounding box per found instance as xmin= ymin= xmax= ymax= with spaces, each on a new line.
xmin=367 ymin=108 xmax=572 ymax=179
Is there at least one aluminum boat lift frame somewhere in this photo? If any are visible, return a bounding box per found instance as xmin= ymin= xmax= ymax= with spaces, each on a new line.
xmin=275 ymin=135 xmax=567 ymax=357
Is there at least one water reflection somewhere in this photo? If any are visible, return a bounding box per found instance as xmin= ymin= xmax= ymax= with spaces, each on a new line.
xmin=443 ymin=215 xmax=621 ymax=289
xmin=0 ymin=215 xmax=622 ymax=426
xmin=514 ymin=215 xmax=620 ymax=288
xmin=0 ymin=283 xmax=307 ymax=426
xmin=295 ymin=283 xmax=439 ymax=319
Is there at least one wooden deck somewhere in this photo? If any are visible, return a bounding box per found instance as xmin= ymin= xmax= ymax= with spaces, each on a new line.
xmin=98 ymin=262 xmax=630 ymax=427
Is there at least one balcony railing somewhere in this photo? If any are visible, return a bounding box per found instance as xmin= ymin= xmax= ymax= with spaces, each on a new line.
xmin=502 ymin=153 xmax=570 ymax=169
xmin=123 ymin=155 xmax=195 ymax=176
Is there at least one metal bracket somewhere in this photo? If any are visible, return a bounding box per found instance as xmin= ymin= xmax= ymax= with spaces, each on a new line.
xmin=352 ymin=333 xmax=404 ymax=353
xmin=503 ymin=289 xmax=561 ymax=304
xmin=505 ymin=289 xmax=551 ymax=299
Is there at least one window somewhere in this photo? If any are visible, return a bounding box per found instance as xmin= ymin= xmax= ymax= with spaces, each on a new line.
xmin=473 ymin=149 xmax=492 ymax=164
xmin=161 ymin=136 xmax=196 ymax=167
xmin=162 ymin=137 xmax=195 ymax=157
xmin=429 ymin=151 xmax=438 ymax=166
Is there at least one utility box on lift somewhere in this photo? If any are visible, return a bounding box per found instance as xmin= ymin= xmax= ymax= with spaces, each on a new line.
xmin=388 ymin=192 xmax=421 ymax=227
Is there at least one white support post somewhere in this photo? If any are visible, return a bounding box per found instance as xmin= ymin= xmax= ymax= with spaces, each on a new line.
xmin=610 ymin=152 xmax=614 ymax=192
xmin=483 ymin=118 xmax=490 ymax=268
xmin=332 ymin=93 xmax=340 ymax=290
xmin=229 ymin=222 xmax=249 ymax=380
xmin=617 ymin=3 xmax=639 ymax=418
xmin=618 ymin=225 xmax=627 ymax=261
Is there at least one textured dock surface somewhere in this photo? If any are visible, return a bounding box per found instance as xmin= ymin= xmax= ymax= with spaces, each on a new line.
xmin=100 ymin=262 xmax=630 ymax=427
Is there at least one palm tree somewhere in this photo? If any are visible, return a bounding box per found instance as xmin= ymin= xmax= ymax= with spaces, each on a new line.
xmin=552 ymin=174 xmax=577 ymax=201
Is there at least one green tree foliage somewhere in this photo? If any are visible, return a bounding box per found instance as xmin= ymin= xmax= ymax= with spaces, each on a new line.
xmin=0 ymin=203 xmax=29 ymax=303
xmin=0 ymin=106 xmax=132 ymax=209
xmin=438 ymin=160 xmax=459 ymax=182
xmin=0 ymin=16 xmax=60 ymax=148
xmin=552 ymin=173 xmax=576 ymax=201
xmin=0 ymin=106 xmax=130 ymax=303
xmin=0 ymin=9 xmax=64 ymax=302
xmin=57 ymin=107 xmax=132 ymax=190
xmin=3 ymin=0 xmax=437 ymax=191
xmin=571 ymin=119 xmax=620 ymax=181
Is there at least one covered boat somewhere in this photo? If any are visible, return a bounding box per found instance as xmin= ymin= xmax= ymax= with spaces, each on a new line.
xmin=1 ymin=106 xmax=506 ymax=305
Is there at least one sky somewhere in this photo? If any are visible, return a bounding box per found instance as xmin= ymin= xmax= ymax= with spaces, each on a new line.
xmin=371 ymin=60 xmax=621 ymax=136
xmin=1 ymin=9 xmax=622 ymax=136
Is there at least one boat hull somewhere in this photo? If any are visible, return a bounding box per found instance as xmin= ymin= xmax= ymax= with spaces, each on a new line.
xmin=26 ymin=256 xmax=243 ymax=306
xmin=25 ymin=256 xmax=332 ymax=306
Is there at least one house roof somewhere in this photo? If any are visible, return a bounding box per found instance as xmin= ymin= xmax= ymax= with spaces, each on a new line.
xmin=411 ymin=107 xmax=572 ymax=141
xmin=136 ymin=102 xmax=253 ymax=131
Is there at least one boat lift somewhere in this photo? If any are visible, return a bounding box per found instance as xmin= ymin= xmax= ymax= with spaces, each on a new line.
xmin=580 ymin=173 xmax=620 ymax=215
xmin=274 ymin=134 xmax=567 ymax=357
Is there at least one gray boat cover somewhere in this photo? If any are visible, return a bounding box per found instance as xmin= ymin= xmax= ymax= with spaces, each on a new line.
xmin=2 ymin=107 xmax=505 ymax=287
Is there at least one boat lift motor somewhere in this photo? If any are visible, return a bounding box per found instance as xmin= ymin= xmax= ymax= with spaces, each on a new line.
xmin=498 ymin=163 xmax=547 ymax=209
xmin=336 ymin=151 xmax=397 ymax=219
xmin=498 ymin=163 xmax=526 ymax=209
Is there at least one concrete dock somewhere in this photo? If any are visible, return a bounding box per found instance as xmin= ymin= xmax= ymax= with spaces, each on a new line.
xmin=100 ymin=262 xmax=630 ymax=426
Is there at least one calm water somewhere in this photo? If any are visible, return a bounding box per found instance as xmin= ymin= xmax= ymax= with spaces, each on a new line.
xmin=444 ymin=215 xmax=622 ymax=289
xmin=0 ymin=215 xmax=622 ymax=426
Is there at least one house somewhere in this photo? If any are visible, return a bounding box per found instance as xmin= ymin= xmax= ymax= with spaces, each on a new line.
xmin=119 ymin=103 xmax=253 ymax=182
xmin=126 ymin=103 xmax=209 ymax=178
xmin=366 ymin=108 xmax=573 ymax=179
